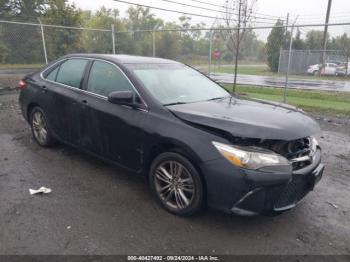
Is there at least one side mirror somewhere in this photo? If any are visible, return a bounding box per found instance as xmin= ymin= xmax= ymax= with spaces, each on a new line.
xmin=108 ymin=91 xmax=134 ymax=106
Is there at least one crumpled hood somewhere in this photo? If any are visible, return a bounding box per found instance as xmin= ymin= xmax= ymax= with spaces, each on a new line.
xmin=167 ymin=97 xmax=320 ymax=141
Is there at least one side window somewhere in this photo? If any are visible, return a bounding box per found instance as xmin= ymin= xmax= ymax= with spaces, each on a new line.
xmin=56 ymin=59 xmax=88 ymax=88
xmin=87 ymin=61 xmax=133 ymax=97
xmin=46 ymin=66 xmax=59 ymax=81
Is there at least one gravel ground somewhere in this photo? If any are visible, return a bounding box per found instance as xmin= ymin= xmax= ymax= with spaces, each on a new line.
xmin=0 ymin=91 xmax=349 ymax=255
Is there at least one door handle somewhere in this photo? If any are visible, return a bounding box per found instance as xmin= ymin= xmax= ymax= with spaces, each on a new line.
xmin=41 ymin=85 xmax=47 ymax=93
xmin=81 ymin=99 xmax=88 ymax=104
xmin=41 ymin=85 xmax=46 ymax=89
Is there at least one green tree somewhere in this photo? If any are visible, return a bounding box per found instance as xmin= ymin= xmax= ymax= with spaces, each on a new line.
xmin=42 ymin=0 xmax=83 ymax=60
xmin=125 ymin=6 xmax=162 ymax=31
xmin=239 ymin=29 xmax=263 ymax=61
xmin=0 ymin=0 xmax=47 ymax=18
xmin=305 ymin=30 xmax=328 ymax=50
xmin=0 ymin=0 xmax=10 ymax=16
xmin=177 ymin=16 xmax=207 ymax=58
xmin=81 ymin=7 xmax=126 ymax=53
xmin=338 ymin=33 xmax=350 ymax=75
xmin=157 ymin=25 xmax=181 ymax=59
xmin=124 ymin=6 xmax=162 ymax=56
xmin=0 ymin=0 xmax=49 ymax=63
xmin=293 ymin=29 xmax=305 ymax=50
xmin=266 ymin=19 xmax=285 ymax=72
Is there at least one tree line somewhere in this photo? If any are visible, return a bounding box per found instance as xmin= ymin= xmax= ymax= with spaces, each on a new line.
xmin=266 ymin=19 xmax=350 ymax=72
xmin=0 ymin=0 xmax=266 ymax=64
xmin=1 ymin=0 xmax=349 ymax=72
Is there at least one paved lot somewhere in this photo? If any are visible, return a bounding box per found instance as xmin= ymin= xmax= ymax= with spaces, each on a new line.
xmin=0 ymin=92 xmax=350 ymax=255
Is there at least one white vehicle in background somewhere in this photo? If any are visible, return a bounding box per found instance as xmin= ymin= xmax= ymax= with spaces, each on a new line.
xmin=335 ymin=64 xmax=350 ymax=76
xmin=306 ymin=63 xmax=338 ymax=76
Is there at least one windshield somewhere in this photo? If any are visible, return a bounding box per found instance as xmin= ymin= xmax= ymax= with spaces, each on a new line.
xmin=126 ymin=63 xmax=230 ymax=105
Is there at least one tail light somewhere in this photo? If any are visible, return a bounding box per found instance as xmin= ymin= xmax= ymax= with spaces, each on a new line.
xmin=17 ymin=79 xmax=26 ymax=90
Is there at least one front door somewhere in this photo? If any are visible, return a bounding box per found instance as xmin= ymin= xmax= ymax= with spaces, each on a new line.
xmin=78 ymin=60 xmax=148 ymax=171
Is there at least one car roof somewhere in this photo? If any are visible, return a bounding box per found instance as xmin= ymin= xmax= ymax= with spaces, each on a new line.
xmin=62 ymin=53 xmax=180 ymax=64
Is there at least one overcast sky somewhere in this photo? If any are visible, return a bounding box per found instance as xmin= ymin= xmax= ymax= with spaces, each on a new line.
xmin=69 ymin=0 xmax=350 ymax=39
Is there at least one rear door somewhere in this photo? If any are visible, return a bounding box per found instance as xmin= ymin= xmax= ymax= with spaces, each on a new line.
xmin=43 ymin=58 xmax=90 ymax=144
xmin=77 ymin=60 xmax=148 ymax=171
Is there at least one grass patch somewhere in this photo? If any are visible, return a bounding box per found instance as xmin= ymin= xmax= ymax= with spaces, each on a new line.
xmin=223 ymin=84 xmax=350 ymax=117
xmin=0 ymin=64 xmax=43 ymax=69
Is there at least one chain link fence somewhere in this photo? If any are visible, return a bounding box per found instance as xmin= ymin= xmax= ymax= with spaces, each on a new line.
xmin=0 ymin=20 xmax=114 ymax=65
xmin=278 ymin=50 xmax=346 ymax=74
xmin=0 ymin=21 xmax=45 ymax=64
xmin=1 ymin=19 xmax=350 ymax=94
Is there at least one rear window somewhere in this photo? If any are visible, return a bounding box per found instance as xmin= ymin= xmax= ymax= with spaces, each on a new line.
xmin=46 ymin=66 xmax=59 ymax=81
xmin=56 ymin=59 xmax=88 ymax=88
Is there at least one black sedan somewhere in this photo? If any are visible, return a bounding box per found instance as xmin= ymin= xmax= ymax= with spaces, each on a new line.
xmin=18 ymin=54 xmax=324 ymax=216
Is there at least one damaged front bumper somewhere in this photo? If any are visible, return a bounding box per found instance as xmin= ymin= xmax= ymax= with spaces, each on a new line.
xmin=232 ymin=149 xmax=324 ymax=216
xmin=201 ymin=149 xmax=324 ymax=216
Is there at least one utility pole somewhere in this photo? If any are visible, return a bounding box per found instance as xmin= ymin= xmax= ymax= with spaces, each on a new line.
xmin=152 ymin=22 xmax=161 ymax=57
xmin=111 ymin=24 xmax=116 ymax=54
xmin=277 ymin=13 xmax=289 ymax=74
xmin=152 ymin=30 xmax=156 ymax=57
xmin=283 ymin=13 xmax=289 ymax=81
xmin=284 ymin=15 xmax=299 ymax=103
xmin=285 ymin=13 xmax=289 ymax=48
xmin=320 ymin=0 xmax=332 ymax=74
xmin=38 ymin=18 xmax=48 ymax=64
xmin=232 ymin=0 xmax=242 ymax=93
xmin=208 ymin=30 xmax=213 ymax=76
xmin=208 ymin=17 xmax=218 ymax=76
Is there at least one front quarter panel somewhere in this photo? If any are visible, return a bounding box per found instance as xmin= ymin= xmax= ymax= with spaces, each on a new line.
xmin=142 ymin=110 xmax=225 ymax=165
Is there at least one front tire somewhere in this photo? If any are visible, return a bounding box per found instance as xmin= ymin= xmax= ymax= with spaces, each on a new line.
xmin=30 ymin=106 xmax=55 ymax=147
xmin=149 ymin=152 xmax=204 ymax=216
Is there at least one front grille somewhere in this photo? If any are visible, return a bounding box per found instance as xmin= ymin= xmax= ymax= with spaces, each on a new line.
xmin=269 ymin=137 xmax=314 ymax=170
xmin=274 ymin=176 xmax=310 ymax=209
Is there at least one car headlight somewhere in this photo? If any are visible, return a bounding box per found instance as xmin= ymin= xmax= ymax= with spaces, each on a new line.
xmin=212 ymin=141 xmax=290 ymax=170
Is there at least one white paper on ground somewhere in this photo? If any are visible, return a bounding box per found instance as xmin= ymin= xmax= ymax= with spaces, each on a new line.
xmin=29 ymin=187 xmax=52 ymax=195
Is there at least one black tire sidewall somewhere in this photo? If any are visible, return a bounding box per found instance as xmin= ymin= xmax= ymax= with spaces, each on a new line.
xmin=30 ymin=106 xmax=54 ymax=147
xmin=149 ymin=152 xmax=204 ymax=216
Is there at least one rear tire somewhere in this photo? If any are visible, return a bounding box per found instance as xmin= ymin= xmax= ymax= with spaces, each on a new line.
xmin=30 ymin=106 xmax=55 ymax=147
xmin=149 ymin=152 xmax=204 ymax=216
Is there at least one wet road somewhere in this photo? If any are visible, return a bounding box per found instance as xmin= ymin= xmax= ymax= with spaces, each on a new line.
xmin=210 ymin=73 xmax=350 ymax=92
xmin=1 ymin=68 xmax=350 ymax=92
xmin=1 ymin=92 xmax=350 ymax=255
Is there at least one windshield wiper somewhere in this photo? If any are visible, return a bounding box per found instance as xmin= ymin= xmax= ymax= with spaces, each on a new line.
xmin=163 ymin=101 xmax=188 ymax=106
xmin=206 ymin=96 xmax=231 ymax=101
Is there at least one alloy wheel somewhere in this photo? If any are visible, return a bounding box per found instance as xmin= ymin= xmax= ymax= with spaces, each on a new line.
xmin=32 ymin=111 xmax=48 ymax=145
xmin=154 ymin=160 xmax=195 ymax=210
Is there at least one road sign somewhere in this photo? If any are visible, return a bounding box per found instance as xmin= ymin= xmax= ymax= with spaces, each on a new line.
xmin=213 ymin=49 xmax=221 ymax=60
